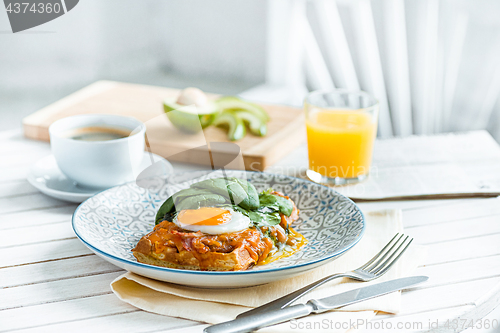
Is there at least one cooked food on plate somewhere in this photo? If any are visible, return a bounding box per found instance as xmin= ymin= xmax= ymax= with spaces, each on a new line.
xmin=132 ymin=177 xmax=307 ymax=271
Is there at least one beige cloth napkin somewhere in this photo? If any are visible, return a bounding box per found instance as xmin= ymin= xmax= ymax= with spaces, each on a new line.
xmin=111 ymin=209 xmax=427 ymax=331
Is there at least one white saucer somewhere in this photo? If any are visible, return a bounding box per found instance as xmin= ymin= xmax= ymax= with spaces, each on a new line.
xmin=28 ymin=152 xmax=174 ymax=203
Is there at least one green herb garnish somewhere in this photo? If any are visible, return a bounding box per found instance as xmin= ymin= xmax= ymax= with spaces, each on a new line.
xmin=258 ymin=189 xmax=293 ymax=217
xmin=155 ymin=178 xmax=293 ymax=231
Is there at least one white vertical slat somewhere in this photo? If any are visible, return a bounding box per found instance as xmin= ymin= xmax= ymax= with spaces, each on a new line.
xmin=264 ymin=0 xmax=308 ymax=106
xmin=300 ymin=13 xmax=336 ymax=91
xmin=265 ymin=0 xmax=293 ymax=87
xmin=489 ymin=97 xmax=500 ymax=143
xmin=407 ymin=0 xmax=440 ymax=135
xmin=266 ymin=0 xmax=305 ymax=88
xmin=441 ymin=4 xmax=468 ymax=132
xmin=474 ymin=35 xmax=500 ymax=129
xmin=376 ymin=0 xmax=413 ymax=136
xmin=433 ymin=27 xmax=445 ymax=134
xmin=288 ymin=0 xmax=306 ymax=91
xmin=451 ymin=29 xmax=500 ymax=132
xmin=311 ymin=0 xmax=360 ymax=90
xmin=421 ymin=0 xmax=437 ymax=134
xmin=346 ymin=0 xmax=393 ymax=137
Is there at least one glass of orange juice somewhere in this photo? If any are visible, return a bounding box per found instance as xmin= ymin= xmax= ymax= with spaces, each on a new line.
xmin=305 ymin=90 xmax=378 ymax=185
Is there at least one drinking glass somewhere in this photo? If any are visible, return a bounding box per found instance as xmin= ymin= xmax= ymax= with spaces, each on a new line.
xmin=305 ymin=90 xmax=379 ymax=185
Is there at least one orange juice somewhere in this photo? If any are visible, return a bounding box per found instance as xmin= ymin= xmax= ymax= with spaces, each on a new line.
xmin=306 ymin=109 xmax=377 ymax=179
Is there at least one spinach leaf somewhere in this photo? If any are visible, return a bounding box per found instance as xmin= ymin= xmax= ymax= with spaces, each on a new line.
xmin=248 ymin=210 xmax=281 ymax=227
xmin=155 ymin=196 xmax=174 ymax=224
xmin=230 ymin=205 xmax=281 ymax=228
xmin=174 ymin=193 xmax=229 ymax=211
xmin=234 ymin=178 xmax=259 ymax=210
xmin=155 ymin=180 xmax=293 ymax=228
xmin=191 ymin=178 xmax=234 ymax=199
xmin=155 ymin=177 xmax=260 ymax=224
xmin=259 ymin=191 xmax=293 ymax=217
xmin=191 ymin=177 xmax=259 ymax=210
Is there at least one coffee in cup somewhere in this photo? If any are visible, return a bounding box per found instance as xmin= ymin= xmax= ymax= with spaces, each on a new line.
xmin=49 ymin=114 xmax=146 ymax=189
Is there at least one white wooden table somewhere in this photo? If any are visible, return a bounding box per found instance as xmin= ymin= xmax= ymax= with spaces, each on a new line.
xmin=1 ymin=129 xmax=500 ymax=333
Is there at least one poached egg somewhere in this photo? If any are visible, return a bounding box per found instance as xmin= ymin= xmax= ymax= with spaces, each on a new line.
xmin=173 ymin=207 xmax=250 ymax=235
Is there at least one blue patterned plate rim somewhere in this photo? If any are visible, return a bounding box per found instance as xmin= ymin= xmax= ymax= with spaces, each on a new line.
xmin=71 ymin=170 xmax=365 ymax=276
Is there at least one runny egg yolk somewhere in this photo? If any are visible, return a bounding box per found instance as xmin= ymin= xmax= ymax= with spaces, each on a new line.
xmin=177 ymin=207 xmax=231 ymax=226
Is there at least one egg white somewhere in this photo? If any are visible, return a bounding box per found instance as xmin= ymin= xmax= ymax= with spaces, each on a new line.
xmin=173 ymin=207 xmax=250 ymax=235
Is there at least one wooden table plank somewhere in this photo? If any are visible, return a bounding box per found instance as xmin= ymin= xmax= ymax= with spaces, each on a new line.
xmin=368 ymin=305 xmax=477 ymax=333
xmin=0 ymin=255 xmax=123 ymax=288
xmin=167 ymin=325 xmax=209 ymax=333
xmin=424 ymin=233 xmax=500 ymax=266
xmin=0 ymin=272 xmax=123 ymax=310
xmin=415 ymin=255 xmax=500 ymax=288
xmin=407 ymin=215 xmax=500 ymax=245
xmin=0 ymin=139 xmax=49 ymax=155
xmin=0 ymin=181 xmax=39 ymax=198
xmin=357 ymin=198 xmax=488 ymax=212
xmin=403 ymin=197 xmax=500 ymax=227
xmin=398 ymin=277 xmax=500 ymax=316
xmin=0 ymin=205 xmax=76 ymax=229
xmin=0 ymin=238 xmax=92 ymax=268
xmin=0 ymin=150 xmax=49 ymax=169
xmin=0 ymin=294 xmax=140 ymax=331
xmin=0 ymin=166 xmax=30 ymax=183
xmin=10 ymin=311 xmax=195 ymax=333
xmin=0 ymin=221 xmax=75 ymax=248
xmin=0 ymin=193 xmax=69 ymax=215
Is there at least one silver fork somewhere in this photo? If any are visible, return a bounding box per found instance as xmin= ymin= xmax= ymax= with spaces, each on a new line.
xmin=237 ymin=233 xmax=413 ymax=318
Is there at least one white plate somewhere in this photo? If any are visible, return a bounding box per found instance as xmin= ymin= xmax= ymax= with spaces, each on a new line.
xmin=28 ymin=152 xmax=173 ymax=203
xmin=72 ymin=170 xmax=365 ymax=287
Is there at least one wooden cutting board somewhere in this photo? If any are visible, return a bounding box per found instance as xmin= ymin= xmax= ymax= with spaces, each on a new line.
xmin=22 ymin=81 xmax=305 ymax=171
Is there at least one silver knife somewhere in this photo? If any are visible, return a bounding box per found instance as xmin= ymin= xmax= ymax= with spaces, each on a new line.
xmin=204 ymin=276 xmax=428 ymax=333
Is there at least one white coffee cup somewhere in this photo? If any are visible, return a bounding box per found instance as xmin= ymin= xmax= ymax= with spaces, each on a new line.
xmin=49 ymin=114 xmax=146 ymax=189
